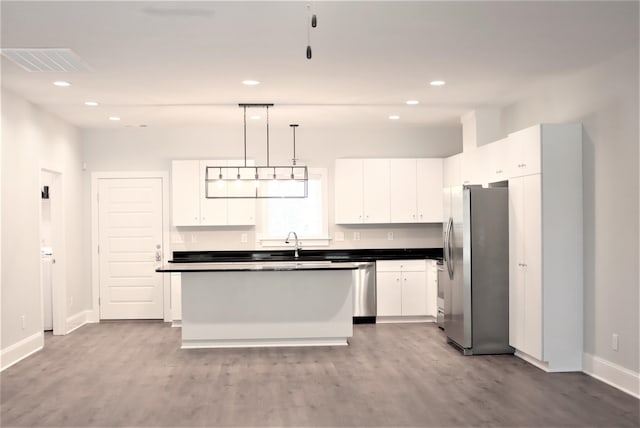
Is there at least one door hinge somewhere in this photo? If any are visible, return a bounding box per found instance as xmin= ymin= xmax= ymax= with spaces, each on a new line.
xmin=97 ymin=245 xmax=100 ymax=254
xmin=98 ymin=297 xmax=101 ymax=305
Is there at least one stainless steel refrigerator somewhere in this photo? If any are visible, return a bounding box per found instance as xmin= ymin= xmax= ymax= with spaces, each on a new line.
xmin=442 ymin=185 xmax=513 ymax=355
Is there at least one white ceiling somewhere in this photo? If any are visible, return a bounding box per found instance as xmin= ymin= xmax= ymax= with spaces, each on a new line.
xmin=1 ymin=1 xmax=637 ymax=129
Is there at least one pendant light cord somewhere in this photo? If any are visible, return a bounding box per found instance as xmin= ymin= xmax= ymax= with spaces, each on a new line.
xmin=243 ymin=105 xmax=247 ymax=167
xmin=266 ymin=105 xmax=270 ymax=167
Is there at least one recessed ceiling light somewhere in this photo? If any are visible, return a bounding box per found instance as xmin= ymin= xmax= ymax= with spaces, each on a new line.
xmin=388 ymin=115 xmax=400 ymax=120
xmin=430 ymin=80 xmax=446 ymax=86
xmin=53 ymin=81 xmax=71 ymax=87
xmin=242 ymin=80 xmax=260 ymax=86
xmin=84 ymin=101 xmax=99 ymax=107
xmin=406 ymin=100 xmax=419 ymax=105
xmin=250 ymin=115 xmax=261 ymax=120
xmin=108 ymin=116 xmax=121 ymax=121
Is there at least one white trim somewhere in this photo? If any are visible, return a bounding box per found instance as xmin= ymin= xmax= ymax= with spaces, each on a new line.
xmin=91 ymin=171 xmax=171 ymax=322
xmin=171 ymin=320 xmax=182 ymax=328
xmin=583 ymin=353 xmax=640 ymax=398
xmin=376 ymin=316 xmax=434 ymax=324
xmin=182 ymin=337 xmax=348 ymax=349
xmin=0 ymin=332 xmax=44 ymax=372
xmin=65 ymin=310 xmax=95 ymax=334
xmin=514 ymin=349 xmax=550 ymax=372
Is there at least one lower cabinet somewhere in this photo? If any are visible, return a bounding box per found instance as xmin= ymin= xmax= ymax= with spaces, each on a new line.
xmin=376 ymin=260 xmax=436 ymax=319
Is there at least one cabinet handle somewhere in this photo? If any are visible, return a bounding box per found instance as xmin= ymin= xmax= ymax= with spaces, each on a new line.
xmin=496 ymin=169 xmax=503 ymax=174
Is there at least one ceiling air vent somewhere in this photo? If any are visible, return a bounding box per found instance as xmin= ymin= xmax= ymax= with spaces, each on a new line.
xmin=0 ymin=48 xmax=92 ymax=72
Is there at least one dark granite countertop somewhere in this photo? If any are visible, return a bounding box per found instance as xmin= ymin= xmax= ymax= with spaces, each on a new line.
xmin=156 ymin=261 xmax=358 ymax=273
xmin=170 ymin=248 xmax=442 ymax=263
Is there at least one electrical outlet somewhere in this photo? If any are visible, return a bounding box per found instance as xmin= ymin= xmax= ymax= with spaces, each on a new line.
xmin=21 ymin=315 xmax=25 ymax=330
xmin=612 ymin=333 xmax=619 ymax=351
xmin=240 ymin=233 xmax=248 ymax=243
xmin=387 ymin=232 xmax=394 ymax=241
xmin=353 ymin=232 xmax=360 ymax=241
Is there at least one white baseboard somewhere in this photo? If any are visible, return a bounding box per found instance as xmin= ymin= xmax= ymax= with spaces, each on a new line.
xmin=376 ymin=315 xmax=434 ymax=324
xmin=583 ymin=353 xmax=639 ymax=398
xmin=0 ymin=331 xmax=44 ymax=372
xmin=66 ymin=310 xmax=95 ymax=334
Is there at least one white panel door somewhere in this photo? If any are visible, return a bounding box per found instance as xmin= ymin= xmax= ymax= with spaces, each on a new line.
xmin=390 ymin=159 xmax=417 ymax=223
xmin=417 ymin=158 xmax=443 ymax=222
xmin=99 ymin=178 xmax=164 ymax=319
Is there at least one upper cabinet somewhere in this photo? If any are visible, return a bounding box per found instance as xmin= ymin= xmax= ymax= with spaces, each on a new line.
xmin=335 ymin=158 xmax=442 ymax=225
xmin=508 ymin=125 xmax=541 ymax=178
xmin=390 ymin=158 xmax=443 ymax=223
xmin=335 ymin=159 xmax=390 ymax=224
xmin=485 ymin=137 xmax=511 ymax=183
xmin=443 ymin=153 xmax=462 ymax=187
xmin=171 ymin=159 xmax=256 ymax=227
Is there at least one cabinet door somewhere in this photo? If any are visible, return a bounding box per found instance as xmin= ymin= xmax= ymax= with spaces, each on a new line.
xmin=376 ymin=271 xmax=402 ymax=316
xmin=487 ymin=138 xmax=511 ymax=183
xmin=425 ymin=260 xmax=438 ymax=317
xmin=522 ymin=174 xmax=542 ymax=360
xmin=200 ymin=160 xmax=228 ymax=225
xmin=171 ymin=160 xmax=201 ymax=226
xmin=363 ymin=159 xmax=390 ymax=223
xmin=227 ymin=160 xmax=256 ymax=225
xmin=390 ymin=159 xmax=417 ymax=223
xmin=508 ymin=176 xmax=525 ymax=350
xmin=509 ymin=125 xmax=541 ymax=178
xmin=335 ymin=159 xmax=364 ymax=224
xmin=443 ymin=153 xmax=462 ymax=187
xmin=417 ymin=158 xmax=443 ymax=222
xmin=401 ymin=271 xmax=427 ymax=316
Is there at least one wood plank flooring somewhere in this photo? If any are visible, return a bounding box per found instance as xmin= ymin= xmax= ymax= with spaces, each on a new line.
xmin=1 ymin=321 xmax=638 ymax=427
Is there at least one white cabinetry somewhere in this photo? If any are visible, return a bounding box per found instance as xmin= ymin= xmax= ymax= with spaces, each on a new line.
xmin=507 ymin=123 xmax=583 ymax=372
xmin=426 ymin=259 xmax=438 ymax=317
xmin=336 ymin=158 xmax=442 ymax=224
xmin=171 ymin=160 xmax=255 ymax=226
xmin=334 ymin=159 xmax=390 ymax=224
xmin=390 ymin=159 xmax=443 ymax=223
xmin=509 ymin=125 xmax=541 ymax=177
xmin=443 ymin=153 xmax=462 ymax=187
xmin=171 ymin=160 xmax=201 ymax=226
xmin=377 ymin=260 xmax=434 ymax=320
xmin=486 ymin=137 xmax=511 ymax=183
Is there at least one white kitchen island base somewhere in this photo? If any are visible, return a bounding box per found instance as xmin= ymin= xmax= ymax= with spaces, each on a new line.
xmin=180 ymin=268 xmax=354 ymax=349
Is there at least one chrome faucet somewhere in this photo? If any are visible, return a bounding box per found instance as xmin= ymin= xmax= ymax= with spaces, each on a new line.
xmin=285 ymin=231 xmax=300 ymax=258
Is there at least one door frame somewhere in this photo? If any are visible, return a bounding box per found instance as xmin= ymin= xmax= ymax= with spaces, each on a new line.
xmin=90 ymin=171 xmax=171 ymax=322
xmin=39 ymin=168 xmax=67 ymax=335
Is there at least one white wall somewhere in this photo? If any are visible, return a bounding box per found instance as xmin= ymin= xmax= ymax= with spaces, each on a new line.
xmin=501 ymin=48 xmax=639 ymax=374
xmin=81 ymin=124 xmax=460 ymax=252
xmin=1 ymin=89 xmax=85 ymax=362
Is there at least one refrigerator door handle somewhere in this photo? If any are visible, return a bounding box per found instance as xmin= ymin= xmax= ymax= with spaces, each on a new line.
xmin=446 ymin=217 xmax=454 ymax=280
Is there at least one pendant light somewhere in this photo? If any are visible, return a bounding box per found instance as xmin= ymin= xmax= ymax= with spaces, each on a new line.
xmin=204 ymin=104 xmax=308 ymax=199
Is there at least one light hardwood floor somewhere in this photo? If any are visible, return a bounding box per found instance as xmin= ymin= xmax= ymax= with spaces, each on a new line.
xmin=1 ymin=321 xmax=638 ymax=427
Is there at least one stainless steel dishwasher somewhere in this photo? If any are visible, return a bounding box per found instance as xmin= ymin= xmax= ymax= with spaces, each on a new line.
xmin=352 ymin=262 xmax=376 ymax=323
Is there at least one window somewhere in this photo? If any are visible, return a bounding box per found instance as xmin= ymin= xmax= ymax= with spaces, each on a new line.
xmin=258 ymin=168 xmax=329 ymax=245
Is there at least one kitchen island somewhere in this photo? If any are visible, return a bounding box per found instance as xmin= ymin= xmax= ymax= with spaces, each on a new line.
xmin=156 ymin=262 xmax=357 ymax=349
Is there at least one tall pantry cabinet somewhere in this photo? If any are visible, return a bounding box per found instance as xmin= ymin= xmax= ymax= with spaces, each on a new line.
xmin=507 ymin=123 xmax=583 ymax=372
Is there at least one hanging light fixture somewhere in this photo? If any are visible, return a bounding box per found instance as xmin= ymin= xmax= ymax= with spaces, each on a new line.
xmin=204 ymin=104 xmax=308 ymax=199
